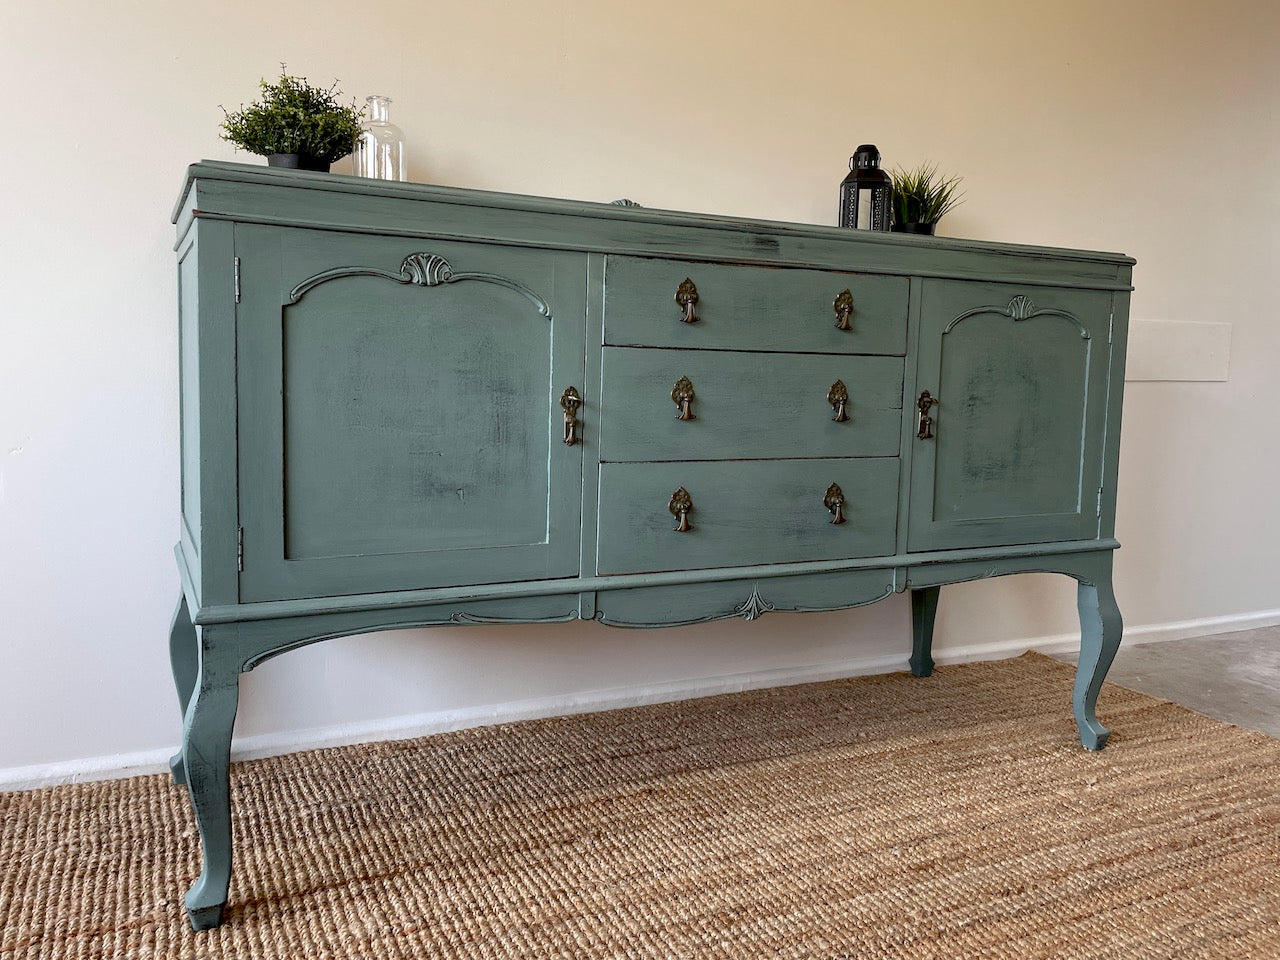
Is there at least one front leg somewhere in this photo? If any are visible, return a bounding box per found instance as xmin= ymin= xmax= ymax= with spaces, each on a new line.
xmin=182 ymin=639 xmax=240 ymax=930
xmin=1074 ymin=571 xmax=1123 ymax=750
xmin=168 ymin=592 xmax=198 ymax=785
xmin=910 ymin=586 xmax=940 ymax=677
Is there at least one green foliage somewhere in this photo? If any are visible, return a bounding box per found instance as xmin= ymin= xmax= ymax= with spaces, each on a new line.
xmin=220 ymin=69 xmax=364 ymax=163
xmin=889 ymin=163 xmax=964 ymax=226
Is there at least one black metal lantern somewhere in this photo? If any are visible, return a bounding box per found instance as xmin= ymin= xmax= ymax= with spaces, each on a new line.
xmin=839 ymin=144 xmax=891 ymax=231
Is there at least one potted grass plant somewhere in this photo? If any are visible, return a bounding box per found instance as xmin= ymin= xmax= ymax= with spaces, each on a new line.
xmin=889 ymin=162 xmax=964 ymax=235
xmin=220 ymin=69 xmax=364 ymax=172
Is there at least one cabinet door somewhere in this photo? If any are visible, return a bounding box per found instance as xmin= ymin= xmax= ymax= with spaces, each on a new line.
xmin=907 ymin=280 xmax=1116 ymax=552
xmin=235 ymin=225 xmax=586 ymax=602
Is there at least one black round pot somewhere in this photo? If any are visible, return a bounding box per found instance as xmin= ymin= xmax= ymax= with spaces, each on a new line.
xmin=266 ymin=153 xmax=331 ymax=173
xmin=891 ymin=222 xmax=936 ymax=235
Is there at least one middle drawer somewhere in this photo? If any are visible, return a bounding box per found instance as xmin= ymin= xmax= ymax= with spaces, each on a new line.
xmin=598 ymin=348 xmax=904 ymax=462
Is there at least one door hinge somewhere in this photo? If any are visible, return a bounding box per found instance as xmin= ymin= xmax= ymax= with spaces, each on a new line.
xmin=236 ymin=526 xmax=244 ymax=572
xmin=233 ymin=256 xmax=241 ymax=304
xmin=1096 ymin=487 xmax=1104 ymax=518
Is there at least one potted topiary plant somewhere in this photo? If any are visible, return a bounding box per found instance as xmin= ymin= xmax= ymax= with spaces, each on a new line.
xmin=889 ymin=162 xmax=964 ymax=235
xmin=220 ymin=69 xmax=364 ymax=172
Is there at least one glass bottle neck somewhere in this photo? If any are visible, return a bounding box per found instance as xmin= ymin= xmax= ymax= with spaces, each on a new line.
xmin=366 ymin=96 xmax=391 ymax=123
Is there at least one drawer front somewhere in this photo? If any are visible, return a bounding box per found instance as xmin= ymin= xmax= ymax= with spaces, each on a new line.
xmin=604 ymin=256 xmax=909 ymax=354
xmin=599 ymin=348 xmax=903 ymax=462
xmin=597 ymin=459 xmax=899 ymax=575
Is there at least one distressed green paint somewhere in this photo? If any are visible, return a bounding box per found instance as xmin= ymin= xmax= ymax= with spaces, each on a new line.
xmin=604 ymin=256 xmax=909 ymax=354
xmin=596 ymin=458 xmax=900 ymax=575
xmin=233 ymin=225 xmax=586 ymax=602
xmin=909 ymin=586 xmax=940 ymax=677
xmin=186 ymin=538 xmax=1121 ymax=626
xmin=180 ymin=619 xmax=240 ymax=931
xmin=174 ymin=162 xmax=1133 ymax=289
xmin=171 ymin=162 xmax=1133 ymax=929
xmin=176 ymin=216 xmax=239 ymax=608
xmin=1075 ymin=553 xmax=1125 ymax=750
xmin=167 ymin=594 xmax=197 ymax=786
xmin=177 ymin=235 xmax=202 ymax=554
xmin=598 ymin=348 xmax=903 ymax=462
xmin=907 ymin=280 xmax=1114 ymax=551
xmin=596 ymin=569 xmax=896 ymax=627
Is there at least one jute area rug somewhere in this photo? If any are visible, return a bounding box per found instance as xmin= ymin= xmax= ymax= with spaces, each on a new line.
xmin=3 ymin=652 xmax=1278 ymax=960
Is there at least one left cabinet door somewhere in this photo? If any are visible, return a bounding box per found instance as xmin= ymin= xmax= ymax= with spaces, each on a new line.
xmin=234 ymin=225 xmax=587 ymax=602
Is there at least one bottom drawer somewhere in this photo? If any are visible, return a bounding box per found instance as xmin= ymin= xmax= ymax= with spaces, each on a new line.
xmin=597 ymin=459 xmax=899 ymax=575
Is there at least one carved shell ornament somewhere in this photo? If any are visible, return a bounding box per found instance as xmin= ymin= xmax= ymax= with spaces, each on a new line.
xmin=1007 ymin=294 xmax=1036 ymax=320
xmin=942 ymin=293 xmax=1089 ymax=339
xmin=286 ymin=251 xmax=552 ymax=317
xmin=399 ymin=252 xmax=454 ymax=285
xmin=735 ymin=585 xmax=776 ymax=621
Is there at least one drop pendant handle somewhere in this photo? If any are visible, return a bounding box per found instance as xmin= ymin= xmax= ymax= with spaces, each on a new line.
xmin=827 ymin=379 xmax=849 ymax=422
xmin=824 ymin=483 xmax=846 ymax=525
xmin=669 ymin=486 xmax=693 ymax=532
xmin=672 ymin=375 xmax=696 ymax=421
xmin=561 ymin=386 xmax=582 ymax=445
xmin=675 ymin=278 xmax=700 ymax=324
xmin=833 ymin=289 xmax=854 ymax=331
xmin=916 ymin=390 xmax=938 ymax=440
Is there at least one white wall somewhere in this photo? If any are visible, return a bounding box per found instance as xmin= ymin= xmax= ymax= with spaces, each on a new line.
xmin=2 ymin=0 xmax=1278 ymax=784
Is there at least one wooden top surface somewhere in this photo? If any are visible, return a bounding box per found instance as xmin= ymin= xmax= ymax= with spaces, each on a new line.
xmin=175 ymin=160 xmax=1135 ymax=270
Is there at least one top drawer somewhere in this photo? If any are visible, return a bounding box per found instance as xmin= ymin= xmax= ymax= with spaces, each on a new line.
xmin=604 ymin=255 xmax=909 ymax=355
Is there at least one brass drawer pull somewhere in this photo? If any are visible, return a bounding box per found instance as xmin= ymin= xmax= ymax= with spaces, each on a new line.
xmin=833 ymin=288 xmax=854 ymax=330
xmin=560 ymin=386 xmax=582 ymax=445
xmin=675 ymin=277 xmax=700 ymax=324
xmin=916 ymin=390 xmax=938 ymax=440
xmin=671 ymin=375 xmax=697 ymax=421
xmin=669 ymin=486 xmax=693 ymax=532
xmin=824 ymin=483 xmax=846 ymax=525
xmin=827 ymin=379 xmax=849 ymax=422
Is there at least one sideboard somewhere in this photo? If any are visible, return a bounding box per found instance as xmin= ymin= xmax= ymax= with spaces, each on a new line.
xmin=170 ymin=161 xmax=1133 ymax=929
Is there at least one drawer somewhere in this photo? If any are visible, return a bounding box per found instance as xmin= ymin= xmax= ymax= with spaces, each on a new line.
xmin=598 ymin=348 xmax=903 ymax=462
xmin=597 ymin=459 xmax=899 ymax=575
xmin=604 ymin=255 xmax=909 ymax=354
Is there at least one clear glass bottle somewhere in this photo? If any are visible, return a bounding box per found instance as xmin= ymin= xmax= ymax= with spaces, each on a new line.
xmin=354 ymin=96 xmax=406 ymax=181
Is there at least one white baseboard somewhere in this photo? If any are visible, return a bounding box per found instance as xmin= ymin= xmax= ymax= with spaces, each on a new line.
xmin=5 ymin=606 xmax=1278 ymax=792
xmin=954 ymin=606 xmax=1280 ymax=662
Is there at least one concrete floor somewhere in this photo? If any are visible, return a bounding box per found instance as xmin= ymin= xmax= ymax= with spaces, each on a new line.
xmin=1054 ymin=624 xmax=1280 ymax=739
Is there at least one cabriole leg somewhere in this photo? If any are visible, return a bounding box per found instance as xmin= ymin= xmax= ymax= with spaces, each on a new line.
xmin=1074 ymin=570 xmax=1124 ymax=751
xmin=168 ymin=592 xmax=198 ymax=785
xmin=910 ymin=586 xmax=940 ymax=677
xmin=182 ymin=639 xmax=240 ymax=930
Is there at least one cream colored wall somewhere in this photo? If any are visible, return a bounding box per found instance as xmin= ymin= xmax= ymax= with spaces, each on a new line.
xmin=2 ymin=0 xmax=1277 ymax=780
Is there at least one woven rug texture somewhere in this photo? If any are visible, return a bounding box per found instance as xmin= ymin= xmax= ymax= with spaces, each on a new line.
xmin=2 ymin=652 xmax=1278 ymax=959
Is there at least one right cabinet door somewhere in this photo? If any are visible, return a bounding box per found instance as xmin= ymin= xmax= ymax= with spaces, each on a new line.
xmin=907 ymin=279 xmax=1117 ymax=552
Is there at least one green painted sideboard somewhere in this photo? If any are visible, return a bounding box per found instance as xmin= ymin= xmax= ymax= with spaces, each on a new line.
xmin=170 ymin=161 xmax=1133 ymax=929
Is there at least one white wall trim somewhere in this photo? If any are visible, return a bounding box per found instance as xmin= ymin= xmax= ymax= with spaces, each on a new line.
xmin=5 ymin=606 xmax=1278 ymax=793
